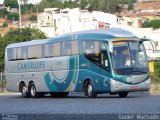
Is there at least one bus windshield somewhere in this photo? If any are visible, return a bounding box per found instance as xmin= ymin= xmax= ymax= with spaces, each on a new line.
xmin=112 ymin=41 xmax=148 ymax=75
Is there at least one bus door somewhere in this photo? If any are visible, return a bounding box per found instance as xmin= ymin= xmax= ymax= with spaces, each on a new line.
xmin=99 ymin=41 xmax=111 ymax=92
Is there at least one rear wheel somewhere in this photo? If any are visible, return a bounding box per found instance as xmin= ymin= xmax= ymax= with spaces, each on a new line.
xmin=29 ymin=83 xmax=39 ymax=98
xmin=86 ymin=82 xmax=97 ymax=98
xmin=118 ymin=92 xmax=128 ymax=98
xmin=20 ymin=83 xmax=30 ymax=98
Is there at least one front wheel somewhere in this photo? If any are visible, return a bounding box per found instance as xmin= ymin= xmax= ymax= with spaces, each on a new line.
xmin=86 ymin=82 xmax=97 ymax=98
xmin=118 ymin=92 xmax=128 ymax=98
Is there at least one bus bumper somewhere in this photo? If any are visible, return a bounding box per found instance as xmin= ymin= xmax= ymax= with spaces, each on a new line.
xmin=110 ymin=78 xmax=151 ymax=93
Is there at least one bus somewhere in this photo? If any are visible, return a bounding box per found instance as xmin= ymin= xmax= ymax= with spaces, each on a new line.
xmin=5 ymin=28 xmax=150 ymax=98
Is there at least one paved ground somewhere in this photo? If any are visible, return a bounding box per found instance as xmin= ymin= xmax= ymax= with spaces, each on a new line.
xmin=0 ymin=92 xmax=160 ymax=115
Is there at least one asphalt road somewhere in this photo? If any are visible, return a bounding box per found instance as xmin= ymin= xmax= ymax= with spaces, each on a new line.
xmin=0 ymin=92 xmax=160 ymax=120
xmin=0 ymin=92 xmax=160 ymax=115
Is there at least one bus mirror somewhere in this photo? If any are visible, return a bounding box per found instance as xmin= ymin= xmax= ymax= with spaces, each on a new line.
xmin=108 ymin=40 xmax=113 ymax=53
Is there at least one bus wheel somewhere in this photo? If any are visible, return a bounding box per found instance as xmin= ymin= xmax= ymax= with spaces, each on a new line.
xmin=20 ymin=83 xmax=30 ymax=98
xmin=87 ymin=82 xmax=97 ymax=98
xmin=118 ymin=92 xmax=128 ymax=98
xmin=29 ymin=83 xmax=38 ymax=98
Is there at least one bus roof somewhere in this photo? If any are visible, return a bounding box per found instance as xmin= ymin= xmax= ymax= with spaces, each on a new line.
xmin=6 ymin=28 xmax=137 ymax=48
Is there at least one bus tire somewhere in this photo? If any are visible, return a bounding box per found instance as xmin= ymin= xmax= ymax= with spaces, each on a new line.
xmin=86 ymin=82 xmax=97 ymax=98
xmin=29 ymin=82 xmax=39 ymax=98
xmin=20 ymin=83 xmax=30 ymax=98
xmin=118 ymin=92 xmax=128 ymax=98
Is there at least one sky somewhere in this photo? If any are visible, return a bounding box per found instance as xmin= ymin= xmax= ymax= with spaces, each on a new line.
xmin=0 ymin=0 xmax=42 ymax=4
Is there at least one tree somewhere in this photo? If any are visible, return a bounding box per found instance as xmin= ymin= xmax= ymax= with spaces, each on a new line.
xmin=80 ymin=0 xmax=88 ymax=9
xmin=0 ymin=8 xmax=8 ymax=18
xmin=0 ymin=28 xmax=47 ymax=71
xmin=63 ymin=0 xmax=78 ymax=9
xmin=3 ymin=0 xmax=18 ymax=8
xmin=142 ymin=20 xmax=160 ymax=29
xmin=29 ymin=15 xmax=37 ymax=21
xmin=88 ymin=0 xmax=99 ymax=11
xmin=7 ymin=13 xmax=19 ymax=21
xmin=0 ymin=37 xmax=7 ymax=71
xmin=128 ymin=0 xmax=137 ymax=11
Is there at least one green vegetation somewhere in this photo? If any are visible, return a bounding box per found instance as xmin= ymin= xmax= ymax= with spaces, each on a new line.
xmin=0 ymin=28 xmax=47 ymax=71
xmin=7 ymin=12 xmax=19 ymax=21
xmin=0 ymin=80 xmax=5 ymax=88
xmin=29 ymin=15 xmax=37 ymax=21
xmin=3 ymin=0 xmax=18 ymax=8
xmin=38 ymin=0 xmax=131 ymax=13
xmin=142 ymin=20 xmax=160 ymax=29
xmin=128 ymin=0 xmax=135 ymax=11
xmin=2 ymin=23 xmax=8 ymax=28
xmin=150 ymin=61 xmax=160 ymax=83
xmin=2 ymin=0 xmax=136 ymax=22
xmin=0 ymin=8 xmax=8 ymax=18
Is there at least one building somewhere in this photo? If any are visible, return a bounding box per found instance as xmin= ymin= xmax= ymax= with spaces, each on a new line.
xmin=117 ymin=15 xmax=142 ymax=28
xmin=37 ymin=8 xmax=118 ymax=37
xmin=0 ymin=4 xmax=4 ymax=9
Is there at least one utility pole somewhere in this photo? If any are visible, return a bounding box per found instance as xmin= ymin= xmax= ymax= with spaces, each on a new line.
xmin=18 ymin=0 xmax=22 ymax=28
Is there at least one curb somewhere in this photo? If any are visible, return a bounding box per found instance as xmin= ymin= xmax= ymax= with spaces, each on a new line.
xmin=0 ymin=92 xmax=21 ymax=95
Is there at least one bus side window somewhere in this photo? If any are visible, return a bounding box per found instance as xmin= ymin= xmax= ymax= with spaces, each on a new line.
xmin=53 ymin=42 xmax=61 ymax=57
xmin=82 ymin=40 xmax=100 ymax=65
xmin=71 ymin=41 xmax=79 ymax=55
xmin=62 ymin=41 xmax=72 ymax=56
xmin=28 ymin=45 xmax=42 ymax=59
xmin=7 ymin=48 xmax=17 ymax=61
xmin=21 ymin=46 xmax=27 ymax=60
xmin=7 ymin=48 xmax=12 ymax=61
xmin=17 ymin=47 xmax=22 ymax=60
xmin=45 ymin=44 xmax=53 ymax=58
xmin=83 ymin=41 xmax=94 ymax=55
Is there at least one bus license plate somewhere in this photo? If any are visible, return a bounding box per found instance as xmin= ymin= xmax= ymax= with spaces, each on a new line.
xmin=131 ymin=86 xmax=138 ymax=90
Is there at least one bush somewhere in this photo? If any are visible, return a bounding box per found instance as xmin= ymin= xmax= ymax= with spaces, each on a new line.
xmin=7 ymin=12 xmax=19 ymax=21
xmin=142 ymin=19 xmax=160 ymax=29
xmin=0 ymin=8 xmax=8 ymax=18
xmin=29 ymin=15 xmax=37 ymax=21
xmin=2 ymin=23 xmax=8 ymax=27
xmin=150 ymin=61 xmax=160 ymax=83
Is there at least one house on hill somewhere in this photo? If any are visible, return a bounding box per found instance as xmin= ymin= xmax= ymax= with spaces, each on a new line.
xmin=134 ymin=0 xmax=160 ymax=12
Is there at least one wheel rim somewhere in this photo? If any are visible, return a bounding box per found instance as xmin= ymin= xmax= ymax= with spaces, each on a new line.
xmin=88 ymin=84 xmax=93 ymax=97
xmin=31 ymin=86 xmax=36 ymax=97
xmin=22 ymin=85 xmax=27 ymax=96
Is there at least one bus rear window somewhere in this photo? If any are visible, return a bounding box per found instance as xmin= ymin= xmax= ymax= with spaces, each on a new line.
xmin=7 ymin=48 xmax=17 ymax=61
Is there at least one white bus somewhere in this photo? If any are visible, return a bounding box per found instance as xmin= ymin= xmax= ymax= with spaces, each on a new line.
xmin=5 ymin=28 xmax=150 ymax=98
